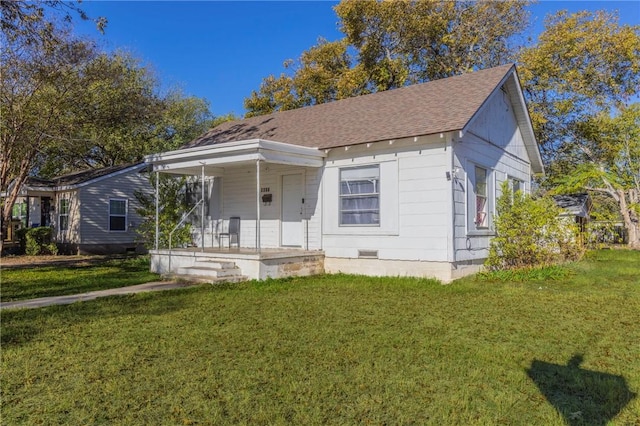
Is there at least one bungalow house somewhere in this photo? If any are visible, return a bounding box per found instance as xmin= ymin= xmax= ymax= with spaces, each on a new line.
xmin=146 ymin=64 xmax=544 ymax=282
xmin=3 ymin=163 xmax=150 ymax=254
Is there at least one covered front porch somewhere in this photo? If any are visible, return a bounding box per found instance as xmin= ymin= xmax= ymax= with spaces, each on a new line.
xmin=146 ymin=139 xmax=326 ymax=281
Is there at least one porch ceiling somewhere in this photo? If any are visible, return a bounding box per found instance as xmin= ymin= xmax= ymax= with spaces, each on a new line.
xmin=146 ymin=138 xmax=326 ymax=176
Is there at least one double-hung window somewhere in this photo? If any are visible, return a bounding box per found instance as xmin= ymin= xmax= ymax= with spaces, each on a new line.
xmin=510 ymin=177 xmax=523 ymax=195
xmin=339 ymin=165 xmax=380 ymax=226
xmin=109 ymin=199 xmax=127 ymax=231
xmin=59 ymin=198 xmax=69 ymax=231
xmin=474 ymin=166 xmax=489 ymax=229
xmin=12 ymin=201 xmax=27 ymax=227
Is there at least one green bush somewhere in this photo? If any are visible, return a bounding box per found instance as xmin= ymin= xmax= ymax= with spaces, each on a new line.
xmin=485 ymin=182 xmax=584 ymax=271
xmin=16 ymin=227 xmax=58 ymax=256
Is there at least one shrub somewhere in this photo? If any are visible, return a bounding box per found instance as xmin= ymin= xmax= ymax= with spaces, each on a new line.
xmin=16 ymin=227 xmax=58 ymax=256
xmin=485 ymin=182 xmax=584 ymax=271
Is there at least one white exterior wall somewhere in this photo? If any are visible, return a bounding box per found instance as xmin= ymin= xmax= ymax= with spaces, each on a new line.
xmin=453 ymin=85 xmax=533 ymax=264
xmin=322 ymin=134 xmax=451 ymax=263
xmin=218 ymin=163 xmax=322 ymax=250
xmin=78 ymin=167 xmax=150 ymax=246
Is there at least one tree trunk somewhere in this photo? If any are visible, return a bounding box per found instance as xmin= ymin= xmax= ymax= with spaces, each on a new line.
xmin=617 ymin=189 xmax=640 ymax=248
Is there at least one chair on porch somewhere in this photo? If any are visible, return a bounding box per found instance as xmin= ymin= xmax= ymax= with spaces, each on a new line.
xmin=218 ymin=216 xmax=240 ymax=248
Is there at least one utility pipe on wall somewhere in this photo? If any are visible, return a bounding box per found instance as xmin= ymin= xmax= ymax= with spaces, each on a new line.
xmin=155 ymin=171 xmax=159 ymax=251
xmin=201 ymin=164 xmax=205 ymax=252
xmin=256 ymin=159 xmax=261 ymax=253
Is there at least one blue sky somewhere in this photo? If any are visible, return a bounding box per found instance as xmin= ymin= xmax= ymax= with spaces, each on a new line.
xmin=74 ymin=1 xmax=640 ymax=118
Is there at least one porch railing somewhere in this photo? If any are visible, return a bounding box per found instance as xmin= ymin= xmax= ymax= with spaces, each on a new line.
xmin=168 ymin=199 xmax=203 ymax=273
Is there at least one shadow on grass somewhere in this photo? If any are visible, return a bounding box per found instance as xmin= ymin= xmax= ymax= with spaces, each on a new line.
xmin=527 ymin=354 xmax=636 ymax=425
xmin=1 ymin=289 xmax=191 ymax=348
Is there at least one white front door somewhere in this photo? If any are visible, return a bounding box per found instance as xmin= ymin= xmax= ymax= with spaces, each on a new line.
xmin=281 ymin=174 xmax=303 ymax=247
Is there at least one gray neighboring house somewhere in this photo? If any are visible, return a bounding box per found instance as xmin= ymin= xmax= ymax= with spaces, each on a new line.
xmin=553 ymin=194 xmax=592 ymax=231
xmin=5 ymin=163 xmax=150 ymax=254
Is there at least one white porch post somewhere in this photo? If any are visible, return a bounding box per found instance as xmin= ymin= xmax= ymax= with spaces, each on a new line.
xmin=201 ymin=164 xmax=205 ymax=252
xmin=154 ymin=171 xmax=159 ymax=251
xmin=256 ymin=159 xmax=261 ymax=253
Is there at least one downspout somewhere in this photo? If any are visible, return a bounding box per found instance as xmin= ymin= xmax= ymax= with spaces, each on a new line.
xmin=256 ymin=159 xmax=261 ymax=253
xmin=154 ymin=171 xmax=159 ymax=251
xmin=201 ymin=163 xmax=205 ymax=252
xmin=449 ymin=134 xmax=456 ymax=265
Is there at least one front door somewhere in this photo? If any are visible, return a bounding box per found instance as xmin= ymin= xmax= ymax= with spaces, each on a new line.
xmin=281 ymin=174 xmax=303 ymax=247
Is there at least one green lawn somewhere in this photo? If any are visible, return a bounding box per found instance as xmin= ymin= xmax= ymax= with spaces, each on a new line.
xmin=2 ymin=250 xmax=639 ymax=424
xmin=0 ymin=256 xmax=159 ymax=302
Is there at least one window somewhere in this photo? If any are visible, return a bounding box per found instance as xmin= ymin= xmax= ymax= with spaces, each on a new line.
xmin=340 ymin=165 xmax=380 ymax=226
xmin=474 ymin=166 xmax=489 ymax=229
xmin=109 ymin=199 xmax=127 ymax=231
xmin=510 ymin=177 xmax=523 ymax=195
xmin=59 ymin=198 xmax=69 ymax=231
xmin=12 ymin=201 xmax=27 ymax=227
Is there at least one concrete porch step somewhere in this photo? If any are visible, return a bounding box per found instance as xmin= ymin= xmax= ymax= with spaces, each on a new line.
xmin=177 ymin=265 xmax=242 ymax=278
xmin=193 ymin=258 xmax=237 ymax=269
xmin=167 ymin=273 xmax=249 ymax=284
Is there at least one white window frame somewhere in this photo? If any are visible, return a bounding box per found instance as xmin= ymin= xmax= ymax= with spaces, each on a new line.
xmin=339 ymin=165 xmax=380 ymax=227
xmin=59 ymin=198 xmax=69 ymax=231
xmin=109 ymin=198 xmax=128 ymax=232
xmin=474 ymin=166 xmax=489 ymax=229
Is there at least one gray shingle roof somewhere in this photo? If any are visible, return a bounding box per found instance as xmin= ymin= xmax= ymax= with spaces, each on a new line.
xmin=186 ymin=64 xmax=515 ymax=150
xmin=24 ymin=163 xmax=145 ymax=188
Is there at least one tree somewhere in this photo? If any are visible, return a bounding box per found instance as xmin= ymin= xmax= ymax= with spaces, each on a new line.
xmin=134 ymin=174 xmax=192 ymax=249
xmin=0 ymin=21 xmax=98 ymax=241
xmin=554 ymin=105 xmax=640 ymax=247
xmin=518 ymin=10 xmax=640 ymax=163
xmin=0 ymin=2 xmax=215 ymax=248
xmin=518 ymin=10 xmax=640 ymax=247
xmin=245 ymin=0 xmax=530 ymax=116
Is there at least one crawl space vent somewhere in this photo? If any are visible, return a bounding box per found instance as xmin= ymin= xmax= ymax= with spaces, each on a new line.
xmin=358 ymin=250 xmax=378 ymax=259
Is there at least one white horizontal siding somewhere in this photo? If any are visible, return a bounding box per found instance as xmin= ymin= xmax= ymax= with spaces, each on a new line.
xmin=453 ymin=87 xmax=535 ymax=263
xmin=322 ymin=135 xmax=450 ymax=262
xmin=219 ymin=163 xmax=322 ymax=249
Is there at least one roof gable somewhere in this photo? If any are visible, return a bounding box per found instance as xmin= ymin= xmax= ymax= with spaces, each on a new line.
xmin=186 ymin=64 xmax=517 ymax=150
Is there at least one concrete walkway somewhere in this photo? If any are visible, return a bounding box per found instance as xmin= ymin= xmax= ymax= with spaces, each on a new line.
xmin=0 ymin=281 xmax=196 ymax=310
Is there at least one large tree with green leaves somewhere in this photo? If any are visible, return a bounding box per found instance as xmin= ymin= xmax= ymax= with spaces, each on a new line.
xmin=554 ymin=105 xmax=640 ymax=247
xmin=0 ymin=19 xmax=97 ymax=237
xmin=245 ymin=0 xmax=530 ymax=116
xmin=518 ymin=10 xmax=640 ymax=247
xmin=0 ymin=2 xmax=215 ymax=247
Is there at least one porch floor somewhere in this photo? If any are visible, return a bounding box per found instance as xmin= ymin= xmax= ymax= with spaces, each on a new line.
xmin=154 ymin=246 xmax=323 ymax=260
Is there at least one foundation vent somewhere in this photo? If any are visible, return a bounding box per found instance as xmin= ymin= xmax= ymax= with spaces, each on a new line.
xmin=358 ymin=250 xmax=378 ymax=259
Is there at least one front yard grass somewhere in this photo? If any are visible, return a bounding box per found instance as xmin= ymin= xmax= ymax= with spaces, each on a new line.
xmin=0 ymin=256 xmax=159 ymax=302
xmin=1 ymin=250 xmax=639 ymax=424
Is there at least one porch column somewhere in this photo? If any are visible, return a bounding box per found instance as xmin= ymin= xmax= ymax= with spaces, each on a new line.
xmin=154 ymin=171 xmax=159 ymax=251
xmin=256 ymin=159 xmax=261 ymax=253
xmin=201 ymin=164 xmax=205 ymax=252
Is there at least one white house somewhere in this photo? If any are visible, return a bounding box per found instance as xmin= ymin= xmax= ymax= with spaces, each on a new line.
xmin=5 ymin=163 xmax=150 ymax=254
xmin=146 ymin=64 xmax=544 ymax=282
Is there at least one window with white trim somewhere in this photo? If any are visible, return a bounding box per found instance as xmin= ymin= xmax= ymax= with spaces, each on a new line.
xmin=12 ymin=201 xmax=27 ymax=227
xmin=59 ymin=198 xmax=69 ymax=231
xmin=339 ymin=165 xmax=380 ymax=226
xmin=474 ymin=166 xmax=489 ymax=229
xmin=509 ymin=177 xmax=524 ymax=194
xmin=109 ymin=199 xmax=127 ymax=231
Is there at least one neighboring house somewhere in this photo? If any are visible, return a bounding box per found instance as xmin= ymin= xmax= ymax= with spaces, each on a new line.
xmin=553 ymin=194 xmax=592 ymax=231
xmin=4 ymin=163 xmax=150 ymax=254
xmin=147 ymin=64 xmax=544 ymax=282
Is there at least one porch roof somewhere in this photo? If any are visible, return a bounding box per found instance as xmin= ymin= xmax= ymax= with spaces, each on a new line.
xmin=145 ymin=138 xmax=326 ymax=176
